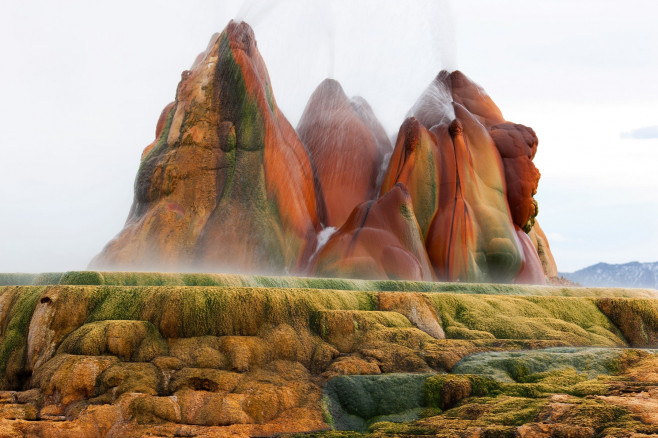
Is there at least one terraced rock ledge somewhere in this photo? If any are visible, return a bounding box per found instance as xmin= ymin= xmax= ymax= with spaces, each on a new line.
xmin=0 ymin=272 xmax=657 ymax=437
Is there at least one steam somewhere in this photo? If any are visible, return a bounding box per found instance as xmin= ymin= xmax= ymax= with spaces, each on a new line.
xmin=424 ymin=0 xmax=458 ymax=72
xmin=235 ymin=0 xmax=282 ymax=26
xmin=310 ymin=226 xmax=337 ymax=263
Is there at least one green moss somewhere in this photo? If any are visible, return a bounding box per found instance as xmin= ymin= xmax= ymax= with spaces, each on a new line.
xmin=324 ymin=373 xmax=432 ymax=431
xmin=141 ymin=102 xmax=176 ymax=162
xmin=428 ymin=294 xmax=625 ymax=346
xmin=85 ymin=287 xmax=145 ymax=322
xmin=597 ymin=298 xmax=658 ymax=346
xmin=0 ymin=286 xmax=45 ymax=388
xmin=554 ymin=397 xmax=630 ymax=429
xmin=61 ymin=285 xmax=378 ymax=339
xmin=59 ymin=271 xmax=105 ymax=286
xmin=424 ymin=375 xmax=471 ymax=409
xmin=453 ymin=347 xmax=628 ymax=383
xmin=24 ymin=271 xmax=656 ymax=299
xmin=100 ymin=272 xmax=181 ymax=287
xmin=450 ymin=395 xmax=545 ymax=426
xmin=445 ymin=326 xmax=496 ymax=340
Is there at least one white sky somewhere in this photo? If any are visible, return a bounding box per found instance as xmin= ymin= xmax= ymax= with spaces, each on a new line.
xmin=0 ymin=0 xmax=656 ymax=273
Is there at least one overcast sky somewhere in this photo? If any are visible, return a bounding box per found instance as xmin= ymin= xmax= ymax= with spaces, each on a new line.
xmin=1 ymin=0 xmax=657 ymax=273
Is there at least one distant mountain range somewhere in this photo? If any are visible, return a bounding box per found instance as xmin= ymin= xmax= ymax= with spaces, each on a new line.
xmin=561 ymin=261 xmax=658 ymax=289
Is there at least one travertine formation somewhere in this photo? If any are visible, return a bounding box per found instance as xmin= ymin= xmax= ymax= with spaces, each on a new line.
xmin=1 ymin=279 xmax=658 ymax=437
xmin=311 ymin=184 xmax=435 ymax=281
xmin=91 ymin=20 xmax=554 ymax=284
xmin=90 ymin=22 xmax=320 ymax=274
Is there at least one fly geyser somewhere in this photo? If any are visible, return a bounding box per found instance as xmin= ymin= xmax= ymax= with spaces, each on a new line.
xmin=91 ymin=20 xmax=557 ymax=285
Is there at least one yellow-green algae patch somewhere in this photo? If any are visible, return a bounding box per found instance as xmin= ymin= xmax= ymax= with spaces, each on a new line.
xmin=429 ymin=294 xmax=626 ymax=346
xmin=451 ymin=347 xmax=630 ymax=382
xmin=597 ymin=297 xmax=658 ymax=347
xmin=2 ymin=271 xmax=658 ymax=298
xmin=1 ymin=282 xmax=658 ymax=435
xmin=306 ymin=349 xmax=658 ymax=437
xmin=0 ymin=284 xmax=653 ymax=389
xmin=0 ymin=286 xmax=46 ymax=388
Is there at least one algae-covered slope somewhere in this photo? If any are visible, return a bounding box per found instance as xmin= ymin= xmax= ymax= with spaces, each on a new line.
xmin=2 ymin=271 xmax=657 ymax=298
xmin=1 ymin=283 xmax=658 ymax=436
xmin=314 ymin=349 xmax=658 ymax=437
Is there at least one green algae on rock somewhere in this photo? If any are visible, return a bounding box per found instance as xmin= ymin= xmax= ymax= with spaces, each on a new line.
xmin=3 ymin=271 xmax=657 ymax=299
xmin=1 ymin=282 xmax=658 ymax=436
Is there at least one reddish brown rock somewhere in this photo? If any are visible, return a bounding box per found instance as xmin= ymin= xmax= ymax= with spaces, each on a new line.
xmin=425 ymin=105 xmax=521 ymax=282
xmin=399 ymin=69 xmax=553 ymax=283
xmin=449 ymin=70 xmax=505 ymax=127
xmin=380 ymin=118 xmax=440 ymax=238
xmin=514 ymin=226 xmax=547 ymax=285
xmin=490 ymin=122 xmax=541 ymax=231
xmin=311 ymin=184 xmax=434 ymax=281
xmin=297 ymin=79 xmax=392 ymax=228
xmin=89 ymin=17 xmax=556 ymax=283
xmin=529 ymin=220 xmax=559 ymax=278
xmin=379 ymin=292 xmax=446 ymax=339
xmin=90 ymin=21 xmax=320 ymax=274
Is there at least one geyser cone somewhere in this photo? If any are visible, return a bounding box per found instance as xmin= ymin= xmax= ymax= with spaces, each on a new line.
xmin=311 ymin=183 xmax=434 ymax=281
xmin=297 ymin=79 xmax=392 ymax=228
xmin=402 ymin=71 xmax=528 ymax=282
xmin=380 ymin=117 xmax=440 ymax=239
xmin=90 ymin=21 xmax=320 ymax=273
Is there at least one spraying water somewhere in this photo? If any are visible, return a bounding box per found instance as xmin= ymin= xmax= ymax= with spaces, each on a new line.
xmin=231 ymin=0 xmax=458 ymax=135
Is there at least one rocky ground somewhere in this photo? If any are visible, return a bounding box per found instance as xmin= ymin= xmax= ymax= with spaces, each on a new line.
xmin=0 ymin=274 xmax=657 ymax=436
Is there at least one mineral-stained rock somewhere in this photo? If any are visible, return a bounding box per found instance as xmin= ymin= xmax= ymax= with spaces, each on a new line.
xmin=529 ymin=221 xmax=559 ymax=278
xmin=2 ymin=283 xmax=658 ymax=435
xmin=56 ymin=320 xmax=168 ymax=361
xmin=98 ymin=363 xmax=163 ymax=399
xmin=169 ymin=368 xmax=241 ymax=394
xmin=514 ymin=226 xmax=547 ymax=285
xmin=596 ymin=298 xmax=658 ymax=347
xmin=128 ymin=394 xmax=182 ymax=424
xmin=401 ymin=69 xmax=554 ymax=283
xmin=87 ymin=17 xmax=556 ymax=284
xmin=297 ymin=78 xmax=392 ymax=228
xmin=312 ymin=310 xmax=413 ymax=353
xmin=426 ymin=107 xmax=521 ymax=282
xmin=90 ymin=21 xmax=320 ymax=274
xmin=378 ymin=292 xmax=446 ymax=339
xmin=380 ymin=118 xmax=440 ymax=238
xmin=32 ymin=354 xmax=119 ymax=406
xmin=311 ymin=184 xmax=435 ymax=281
xmin=490 ymin=122 xmax=541 ymax=231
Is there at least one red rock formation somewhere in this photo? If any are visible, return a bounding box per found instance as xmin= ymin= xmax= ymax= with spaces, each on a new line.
xmin=387 ymin=69 xmax=554 ymax=283
xmin=529 ymin=221 xmax=559 ymax=279
xmin=514 ymin=226 xmax=547 ymax=285
xmin=380 ymin=118 xmax=440 ymax=238
xmin=91 ymin=21 xmax=557 ymax=283
xmin=311 ymin=184 xmax=434 ymax=281
xmin=428 ymin=105 xmax=521 ymax=282
xmin=90 ymin=21 xmax=320 ymax=273
xmin=297 ymin=79 xmax=392 ymax=228
xmin=490 ymin=122 xmax=541 ymax=231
